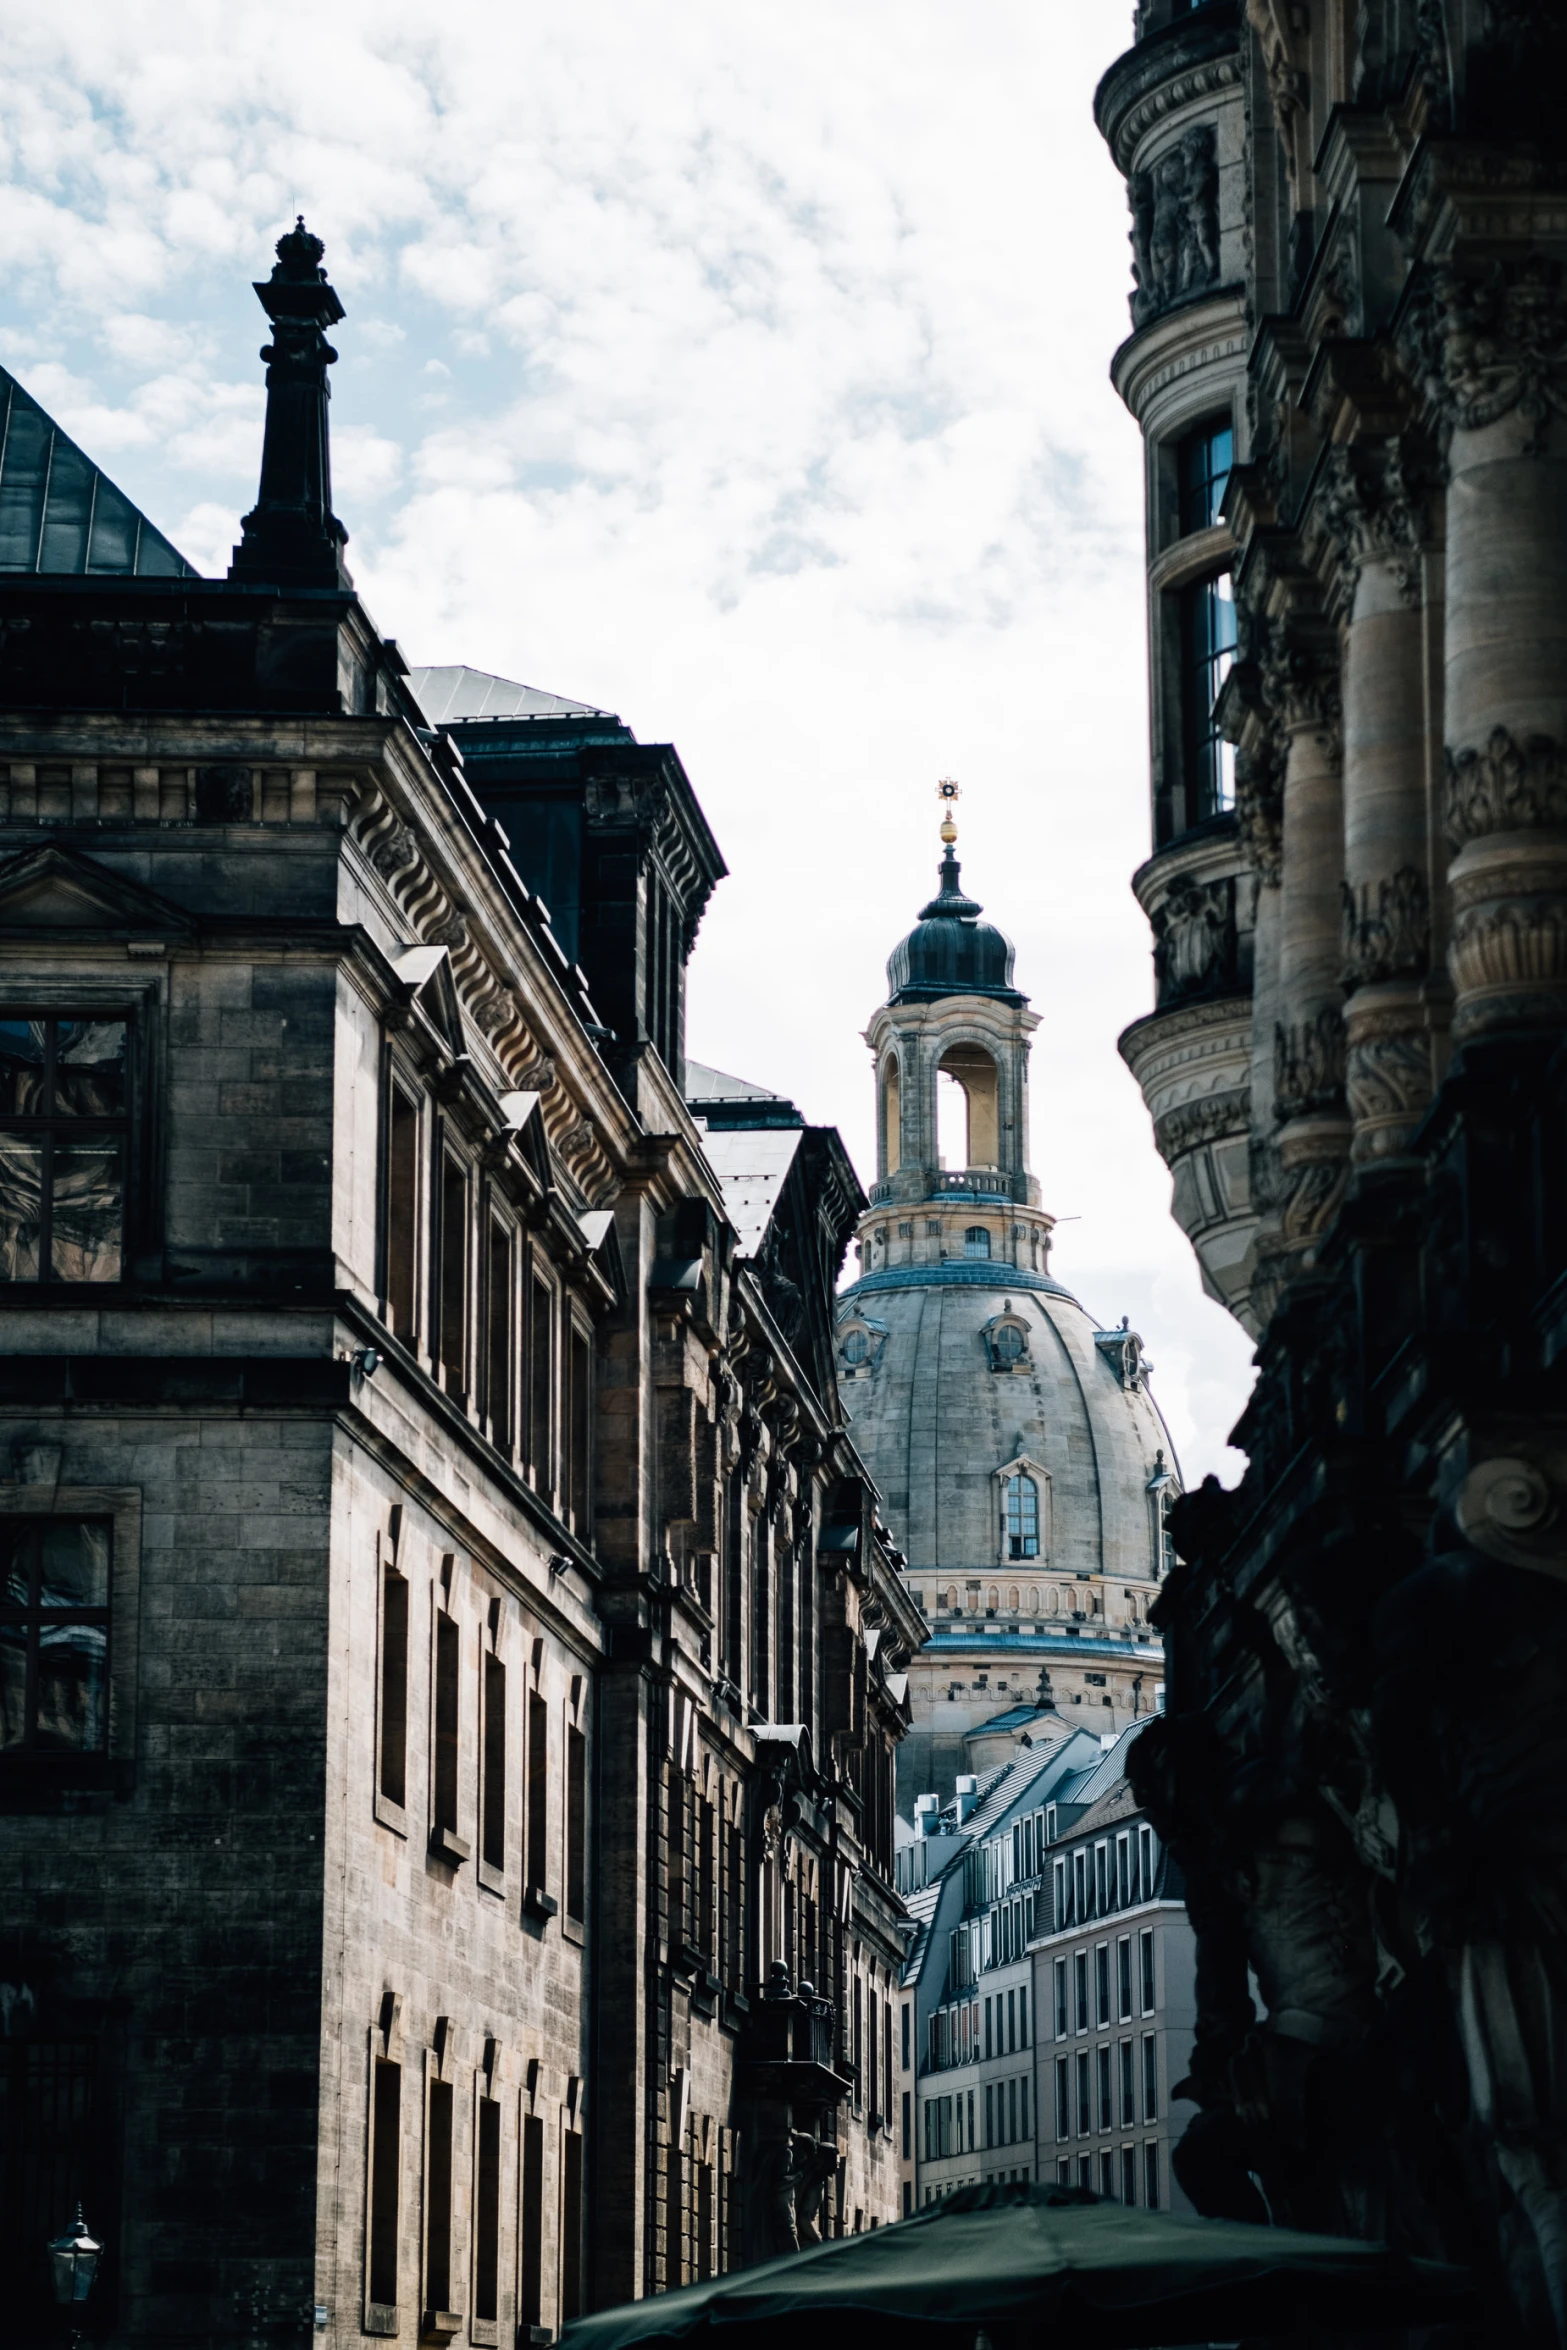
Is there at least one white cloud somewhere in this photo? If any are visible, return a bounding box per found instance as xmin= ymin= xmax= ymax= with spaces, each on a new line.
xmin=0 ymin=0 xmax=1255 ymax=1480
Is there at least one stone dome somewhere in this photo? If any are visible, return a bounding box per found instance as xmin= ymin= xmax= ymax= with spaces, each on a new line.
xmin=885 ymin=846 xmax=1022 ymax=1005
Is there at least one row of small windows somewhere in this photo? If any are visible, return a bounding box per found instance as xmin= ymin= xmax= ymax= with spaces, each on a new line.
xmin=1052 ymin=1827 xmax=1160 ymax=1932
xmin=928 ymin=1981 xmax=1030 ymax=2071
xmin=1058 ymin=2144 xmax=1161 ymax=2209
xmin=1053 ymin=1929 xmax=1159 ymax=2038
xmin=922 ymin=2073 xmax=1031 ymax=2161
xmin=1052 ymin=2035 xmax=1160 ymax=2138
xmin=932 ymin=1582 xmax=1100 ymax=1617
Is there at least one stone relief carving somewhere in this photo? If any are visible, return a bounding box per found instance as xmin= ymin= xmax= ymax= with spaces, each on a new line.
xmin=1340 ymin=866 xmax=1431 ymax=987
xmin=1154 ymin=1086 xmax=1251 ymax=1165
xmin=1433 ymin=256 xmax=1567 ymax=452
xmin=1275 ymin=1148 xmax=1351 ymax=1247
xmin=1275 ymin=1007 xmax=1348 ymax=1121
xmin=1446 ymin=726 xmax=1567 ymax=847
xmin=1130 ymin=125 xmax=1220 ymax=327
xmin=1152 ymin=873 xmax=1238 ymax=1007
xmin=1345 ymin=1028 xmax=1431 ymax=1133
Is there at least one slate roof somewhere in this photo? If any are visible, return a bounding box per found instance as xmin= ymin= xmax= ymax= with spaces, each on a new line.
xmin=900 ymin=1849 xmax=968 ymax=1988
xmin=693 ymin=1124 xmax=804 ymax=1255
xmin=408 ymin=664 xmax=617 ymax=726
xmin=0 ymin=364 xmax=194 ymax=577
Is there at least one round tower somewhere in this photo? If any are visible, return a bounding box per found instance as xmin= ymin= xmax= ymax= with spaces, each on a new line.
xmin=837 ymin=801 xmax=1177 ymax=1805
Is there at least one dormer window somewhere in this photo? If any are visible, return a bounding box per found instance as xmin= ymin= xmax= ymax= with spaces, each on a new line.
xmin=842 ymin=1330 xmax=869 ymax=1366
xmin=836 ymin=1316 xmax=886 ymax=1378
xmin=983 ymin=1307 xmax=1031 ymax=1371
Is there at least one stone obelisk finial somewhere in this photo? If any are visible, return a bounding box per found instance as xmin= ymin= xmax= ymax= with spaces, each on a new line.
xmin=229 ymin=217 xmax=352 ymax=589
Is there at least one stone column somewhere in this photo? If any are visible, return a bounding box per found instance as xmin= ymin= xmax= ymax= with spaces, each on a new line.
xmin=1236 ymin=740 xmax=1285 ymax=1325
xmin=1270 ymin=641 xmax=1351 ymax=1271
xmin=1327 ymin=439 xmax=1439 ymax=1160
xmin=1439 ymin=259 xmax=1567 ymax=1039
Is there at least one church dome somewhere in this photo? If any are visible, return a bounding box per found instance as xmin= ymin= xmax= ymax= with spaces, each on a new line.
xmin=885 ymin=846 xmax=1023 ymax=1005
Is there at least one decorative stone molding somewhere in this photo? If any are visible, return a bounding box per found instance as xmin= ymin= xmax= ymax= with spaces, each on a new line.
xmin=1344 ymin=992 xmax=1432 ymax=1160
xmin=1446 ymin=727 xmax=1567 ymax=849
xmin=1130 ymin=125 xmax=1220 ymax=328
xmin=1151 ymin=872 xmax=1239 ymax=1007
xmin=1275 ymin=1125 xmax=1352 ymax=1251
xmin=1433 ymin=256 xmax=1567 ymax=453
xmin=1314 ymin=440 xmax=1430 ymax=605
xmin=1235 ymin=743 xmax=1284 ymax=884
xmin=1448 ymin=832 xmax=1567 ymax=1038
xmin=1275 ymin=1006 xmax=1347 ymax=1121
xmin=1264 ymin=639 xmax=1343 ymax=757
xmin=1115 ymin=55 xmax=1241 ymax=169
xmin=1455 ymin=1455 xmax=1567 ymax=1581
xmin=1153 ymin=1086 xmax=1251 ymax=1163
xmin=1340 ymin=866 xmax=1431 ymax=987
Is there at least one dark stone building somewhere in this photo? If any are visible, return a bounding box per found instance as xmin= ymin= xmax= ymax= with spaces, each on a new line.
xmin=0 ymin=222 xmax=919 ymax=2348
xmin=1098 ymin=1 xmax=1567 ymax=2337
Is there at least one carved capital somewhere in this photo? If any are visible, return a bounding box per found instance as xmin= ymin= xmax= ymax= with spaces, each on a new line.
xmin=1260 ymin=630 xmax=1342 ymax=762
xmin=1340 ymin=866 xmax=1431 ymax=987
xmin=1235 ymin=741 xmax=1284 ymax=884
xmin=1275 ymin=1006 xmax=1347 ymax=1122
xmin=1316 ymin=439 xmax=1433 ymax=603
xmin=1431 ymin=256 xmax=1567 ymax=453
xmin=1446 ymin=727 xmax=1567 ymax=848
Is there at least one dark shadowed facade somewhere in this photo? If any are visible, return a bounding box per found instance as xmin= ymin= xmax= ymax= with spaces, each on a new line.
xmin=0 ymin=224 xmax=920 ymax=2348
xmin=1097 ymin=1 xmax=1567 ymax=2338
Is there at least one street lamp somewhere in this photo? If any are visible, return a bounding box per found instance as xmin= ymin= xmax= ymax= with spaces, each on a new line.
xmin=47 ymin=2207 xmax=101 ymax=2341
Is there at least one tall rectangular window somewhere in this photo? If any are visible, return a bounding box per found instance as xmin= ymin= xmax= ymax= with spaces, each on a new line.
xmin=1140 ymin=1927 xmax=1156 ymax=2015
xmin=1019 ymin=1986 xmax=1029 ymax=2048
xmin=527 ymin=1690 xmax=548 ymax=1895
xmin=1121 ymin=2145 xmax=1137 ymax=2207
xmin=561 ymin=2129 xmax=584 ymax=2320
xmin=475 ymin=2095 xmax=501 ymax=2324
xmin=433 ymin=1612 xmax=460 ymax=1843
xmin=486 ymin=1220 xmax=513 ymax=1452
xmin=0 ymin=1519 xmax=110 ymax=1756
xmin=983 ymin=2084 xmax=993 ymax=2149
xmin=0 ymin=1014 xmax=127 ymax=1283
xmin=1055 ymin=2056 xmax=1069 ymax=2141
xmin=568 ymin=1326 xmax=591 ymax=1535
xmin=1143 ymin=2033 xmax=1158 ymax=2122
xmin=901 ymin=2089 xmax=911 ymax=2159
xmin=1075 ymin=2052 xmax=1089 ymax=2138
xmin=566 ymin=1722 xmax=587 ymax=1923
xmin=1118 ymin=1937 xmax=1133 ymax=2024
xmin=1074 ymin=1849 xmax=1088 ymax=1919
xmin=1097 ymin=2045 xmax=1111 ymax=2132
xmin=1180 ymin=572 xmax=1237 ymax=818
xmin=1006 ymin=1989 xmax=1016 ymax=2053
xmin=379 ymin=1566 xmax=408 ymax=1807
xmin=1120 ymin=2039 xmax=1135 ymax=2127
xmin=1074 ymin=1952 xmax=1088 ymax=2034
xmin=426 ymin=2077 xmax=454 ymax=2316
xmin=1055 ymin=1958 xmax=1068 ymax=2040
xmin=1144 ymin=2140 xmax=1160 ymax=2210
xmin=1116 ymin=1833 xmax=1131 ymax=1908
xmin=1139 ymin=1823 xmax=1156 ymax=1901
xmin=1019 ymin=2074 xmax=1029 ymax=2138
xmin=481 ymin=1652 xmax=506 ymax=1874
xmin=1053 ymin=1857 xmax=1067 ymax=1929
xmin=1008 ymin=2078 xmax=1018 ymax=2142
xmin=387 ymin=1084 xmax=420 ymax=1340
xmin=439 ymin=1155 xmax=468 ymax=1395
xmin=520 ymin=2112 xmax=544 ymax=2326
xmin=529 ymin=1280 xmax=553 ymax=1495
xmin=1096 ymin=1945 xmax=1110 ymax=2029
xmin=1177 ymin=416 xmax=1233 ymax=535
xmin=901 ymin=2002 xmax=911 ymax=2071
xmin=696 ymin=2149 xmax=714 ymax=2281
xmin=368 ymin=2058 xmax=401 ymax=2312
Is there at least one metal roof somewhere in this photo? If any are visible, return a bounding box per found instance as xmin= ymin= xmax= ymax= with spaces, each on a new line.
xmin=408 ymin=663 xmax=617 ymax=726
xmin=693 ymin=1124 xmax=803 ymax=1255
xmin=0 ymin=364 xmax=194 ymax=577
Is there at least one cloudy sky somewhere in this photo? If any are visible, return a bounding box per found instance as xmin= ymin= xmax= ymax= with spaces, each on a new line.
xmin=0 ymin=0 xmax=1256 ymax=1479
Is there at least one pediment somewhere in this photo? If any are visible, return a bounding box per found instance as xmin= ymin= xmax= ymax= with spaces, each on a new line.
xmin=390 ymin=941 xmax=466 ymax=1057
xmin=497 ymin=1089 xmax=552 ymax=1190
xmin=577 ymin=1207 xmax=627 ymax=1310
xmin=996 ymin=1452 xmax=1049 ymax=1484
xmin=0 ymin=843 xmax=195 ymax=935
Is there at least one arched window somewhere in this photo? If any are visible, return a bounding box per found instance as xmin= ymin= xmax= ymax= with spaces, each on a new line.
xmin=1028 ymin=1585 xmax=1040 ymax=1613
xmin=964 ymin=1227 xmax=991 ymax=1260
xmin=987 ymin=1585 xmax=999 ymax=1613
xmin=1007 ymin=1585 xmax=1020 ymax=1612
xmin=1006 ymin=1474 xmax=1040 ymax=1560
xmin=945 ymin=1585 xmax=958 ymax=1613
xmin=991 ymin=1320 xmax=1024 ymax=1364
xmin=841 ymin=1328 xmax=869 ymax=1365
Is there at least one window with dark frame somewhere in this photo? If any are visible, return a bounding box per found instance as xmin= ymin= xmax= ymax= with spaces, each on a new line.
xmin=425 ymin=2076 xmax=455 ymax=2318
xmin=529 ymin=1278 xmax=553 ymax=1495
xmin=433 ymin=1613 xmax=460 ymax=1845
xmin=561 ymin=2128 xmax=584 ymax=2320
xmin=1097 ymin=2044 xmax=1112 ymax=2131
xmin=1004 ymin=1474 xmax=1039 ymax=1561
xmin=1118 ymin=1936 xmax=1133 ymax=2023
xmin=568 ymin=1325 xmax=591 ymax=1535
xmin=475 ymin=2093 xmax=501 ymax=2325
xmin=566 ymin=1721 xmax=587 ymax=1923
xmin=481 ymin=1650 xmax=506 ymax=1874
xmin=1145 ymin=2139 xmax=1160 ymax=2209
xmin=519 ymin=2112 xmax=544 ymax=2327
xmin=1144 ymin=2032 xmax=1158 ymax=2121
xmin=439 ymin=1154 xmax=469 ymax=1396
xmin=486 ymin=1219 xmax=513 ymax=1452
xmin=1120 ymin=2037 xmax=1135 ymax=2126
xmin=1180 ymin=571 xmax=1237 ymax=818
xmin=368 ymin=2057 xmax=401 ymax=2311
xmin=379 ymin=1565 xmax=409 ymax=1808
xmin=1177 ymin=416 xmax=1233 ymax=537
xmin=1075 ymin=2050 xmax=1090 ymax=2137
xmin=527 ymin=1689 xmax=548 ymax=1895
xmin=386 ymin=1084 xmax=420 ymax=1341
xmin=0 ymin=1016 xmax=127 ymax=1283
xmin=0 ymin=1519 xmax=111 ymax=1756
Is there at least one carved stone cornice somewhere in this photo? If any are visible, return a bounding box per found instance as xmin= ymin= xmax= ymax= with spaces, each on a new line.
xmin=1262 ymin=634 xmax=1342 ymax=755
xmin=1153 ymin=1086 xmax=1251 ymax=1163
xmin=1445 ymin=727 xmax=1567 ymax=848
xmin=1340 ymin=865 xmax=1431 ymax=987
xmin=1275 ymin=1006 xmax=1347 ymax=1121
xmin=1094 ymin=6 xmax=1243 ymax=173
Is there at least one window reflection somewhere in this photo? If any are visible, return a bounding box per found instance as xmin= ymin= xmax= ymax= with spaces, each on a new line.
xmin=0 ymin=1520 xmax=111 ymax=1754
xmin=0 ymin=1015 xmax=126 ymax=1282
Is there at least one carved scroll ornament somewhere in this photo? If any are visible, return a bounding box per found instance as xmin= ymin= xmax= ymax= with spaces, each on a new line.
xmin=1446 ymin=727 xmax=1567 ymax=848
xmin=1340 ymin=866 xmax=1431 ymax=987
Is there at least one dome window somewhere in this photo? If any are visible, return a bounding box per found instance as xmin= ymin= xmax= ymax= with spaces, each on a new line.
xmin=1005 ymin=1474 xmax=1040 ymax=1560
xmin=982 ymin=1306 xmax=1030 ymax=1371
xmin=835 ymin=1316 xmax=886 ymax=1379
xmin=842 ymin=1330 xmax=869 ymax=1365
xmin=964 ymin=1225 xmax=991 ymax=1259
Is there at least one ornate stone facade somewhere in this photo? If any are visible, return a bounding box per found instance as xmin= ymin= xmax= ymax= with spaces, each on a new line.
xmin=1097 ymin=1 xmax=1567 ymax=2334
xmin=0 ymin=230 xmax=919 ymax=2347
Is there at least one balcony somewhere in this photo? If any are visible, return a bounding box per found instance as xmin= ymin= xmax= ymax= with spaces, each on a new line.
xmin=737 ymin=1986 xmax=851 ymax=2107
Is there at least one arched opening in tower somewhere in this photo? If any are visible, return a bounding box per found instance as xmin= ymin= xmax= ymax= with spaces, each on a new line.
xmin=881 ymin=1056 xmax=901 ymax=1176
xmin=936 ymin=1044 xmax=999 ymax=1170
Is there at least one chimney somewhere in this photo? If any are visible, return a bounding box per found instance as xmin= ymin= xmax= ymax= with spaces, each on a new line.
xmin=230 ymin=218 xmax=352 ymax=590
xmin=914 ymin=1794 xmax=939 ymax=1839
xmin=954 ymin=1774 xmax=980 ymax=1825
